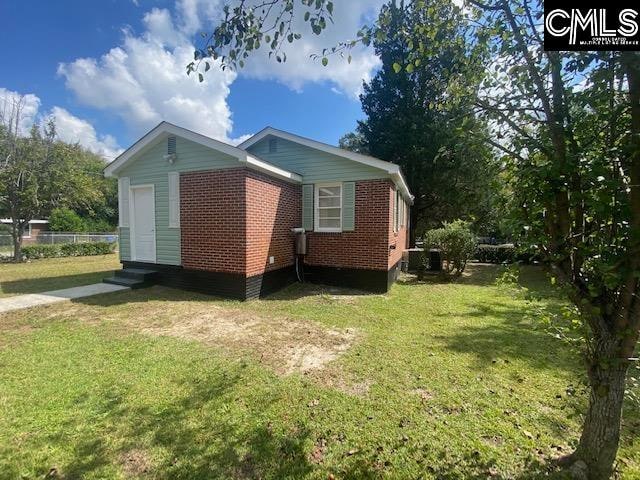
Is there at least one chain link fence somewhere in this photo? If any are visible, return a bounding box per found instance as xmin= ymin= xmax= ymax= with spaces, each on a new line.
xmin=0 ymin=233 xmax=118 ymax=255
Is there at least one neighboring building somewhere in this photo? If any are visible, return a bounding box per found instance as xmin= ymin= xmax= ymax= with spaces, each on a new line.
xmin=0 ymin=219 xmax=49 ymax=244
xmin=103 ymin=122 xmax=412 ymax=299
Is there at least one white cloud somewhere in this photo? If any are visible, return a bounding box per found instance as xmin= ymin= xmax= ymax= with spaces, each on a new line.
xmin=0 ymin=88 xmax=41 ymax=136
xmin=0 ymin=87 xmax=123 ymax=160
xmin=58 ymin=0 xmax=382 ymax=146
xmin=235 ymin=0 xmax=383 ymax=98
xmin=50 ymin=107 xmax=123 ymax=160
xmin=58 ymin=4 xmax=244 ymax=144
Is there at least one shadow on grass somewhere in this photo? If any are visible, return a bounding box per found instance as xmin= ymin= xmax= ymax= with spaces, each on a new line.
xmin=71 ymin=280 xmax=373 ymax=309
xmin=398 ymin=263 xmax=509 ymax=288
xmin=46 ymin=368 xmax=319 ymax=479
xmin=1 ymin=270 xmax=116 ymax=296
xmin=437 ymin=266 xmax=575 ymax=374
xmin=265 ymin=281 xmax=373 ymax=301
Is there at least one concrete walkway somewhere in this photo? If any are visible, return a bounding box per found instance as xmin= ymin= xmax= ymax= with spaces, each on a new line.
xmin=0 ymin=283 xmax=130 ymax=314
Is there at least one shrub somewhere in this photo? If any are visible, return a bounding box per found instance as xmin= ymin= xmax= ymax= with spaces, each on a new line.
xmin=49 ymin=208 xmax=85 ymax=232
xmin=22 ymin=241 xmax=116 ymax=260
xmin=423 ymin=220 xmax=476 ymax=276
xmin=82 ymin=218 xmax=116 ymax=233
xmin=475 ymin=244 xmax=516 ymax=264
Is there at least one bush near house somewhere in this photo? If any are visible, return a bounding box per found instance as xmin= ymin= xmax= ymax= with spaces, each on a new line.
xmin=423 ymin=220 xmax=476 ymax=275
xmin=49 ymin=207 xmax=117 ymax=233
xmin=475 ymin=244 xmax=516 ymax=264
xmin=21 ymin=241 xmax=116 ymax=260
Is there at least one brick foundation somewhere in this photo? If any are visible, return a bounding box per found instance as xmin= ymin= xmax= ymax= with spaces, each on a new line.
xmin=178 ymin=170 xmax=407 ymax=297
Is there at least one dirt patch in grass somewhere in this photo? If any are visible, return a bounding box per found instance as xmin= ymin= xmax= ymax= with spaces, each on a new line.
xmin=120 ymin=449 xmax=153 ymax=476
xmin=133 ymin=305 xmax=356 ymax=376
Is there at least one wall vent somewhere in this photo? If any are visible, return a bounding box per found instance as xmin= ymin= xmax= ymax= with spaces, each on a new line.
xmin=167 ymin=136 xmax=177 ymax=155
xmin=268 ymin=137 xmax=278 ymax=153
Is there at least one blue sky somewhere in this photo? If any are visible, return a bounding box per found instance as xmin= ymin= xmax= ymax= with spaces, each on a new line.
xmin=0 ymin=0 xmax=382 ymax=161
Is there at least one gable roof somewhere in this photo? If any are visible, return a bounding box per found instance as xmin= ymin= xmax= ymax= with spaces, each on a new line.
xmin=103 ymin=122 xmax=302 ymax=184
xmin=238 ymin=127 xmax=414 ymax=203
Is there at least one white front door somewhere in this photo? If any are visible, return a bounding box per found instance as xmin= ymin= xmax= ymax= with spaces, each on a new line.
xmin=130 ymin=185 xmax=156 ymax=262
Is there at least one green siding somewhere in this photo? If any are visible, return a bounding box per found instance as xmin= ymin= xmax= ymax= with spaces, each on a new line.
xmin=342 ymin=181 xmax=355 ymax=231
xmin=302 ymin=184 xmax=314 ymax=231
xmin=117 ymin=136 xmax=239 ymax=266
xmin=246 ymin=136 xmax=389 ymax=183
xmin=119 ymin=227 xmax=130 ymax=261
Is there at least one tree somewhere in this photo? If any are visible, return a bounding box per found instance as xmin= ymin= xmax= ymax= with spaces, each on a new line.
xmin=458 ymin=3 xmax=639 ymax=475
xmin=337 ymin=131 xmax=368 ymax=154
xmin=347 ymin=1 xmax=500 ymax=243
xmin=71 ymin=149 xmax=118 ymax=231
xmin=49 ymin=207 xmax=85 ymax=232
xmin=0 ymin=96 xmax=103 ymax=260
xmin=194 ymin=1 xmax=639 ymax=476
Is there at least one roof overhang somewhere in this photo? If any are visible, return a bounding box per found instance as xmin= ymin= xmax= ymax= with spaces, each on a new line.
xmin=239 ymin=127 xmax=414 ymax=204
xmin=1 ymin=219 xmax=49 ymax=224
xmin=104 ymin=122 xmax=302 ymax=184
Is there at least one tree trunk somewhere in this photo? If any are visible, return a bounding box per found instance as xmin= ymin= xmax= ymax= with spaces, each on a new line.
xmin=409 ymin=199 xmax=420 ymax=248
xmin=573 ymin=358 xmax=629 ymax=479
xmin=10 ymin=219 xmax=24 ymax=262
xmin=12 ymin=232 xmax=22 ymax=262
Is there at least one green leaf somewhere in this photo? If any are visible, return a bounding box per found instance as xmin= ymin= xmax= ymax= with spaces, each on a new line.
xmin=198 ymin=73 xmax=204 ymax=83
xmin=304 ymin=11 xmax=310 ymax=21
xmin=406 ymin=63 xmax=414 ymax=73
xmin=204 ymin=62 xmax=210 ymax=72
xmin=392 ymin=62 xmax=402 ymax=74
xmin=321 ymin=57 xmax=328 ymax=67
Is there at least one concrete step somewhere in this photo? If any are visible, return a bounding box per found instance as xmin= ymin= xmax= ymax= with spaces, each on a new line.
xmin=114 ymin=267 xmax=158 ymax=281
xmin=103 ymin=276 xmax=149 ymax=289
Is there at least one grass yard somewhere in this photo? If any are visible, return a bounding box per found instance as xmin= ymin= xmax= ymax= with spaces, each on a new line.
xmin=0 ymin=254 xmax=120 ymax=297
xmin=0 ymin=260 xmax=638 ymax=479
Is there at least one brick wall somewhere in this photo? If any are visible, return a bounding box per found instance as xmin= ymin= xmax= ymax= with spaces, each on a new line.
xmin=180 ymin=168 xmax=247 ymax=273
xmin=388 ymin=184 xmax=408 ymax=269
xmin=181 ymin=171 xmax=405 ymax=276
xmin=245 ymin=170 xmax=301 ymax=276
xmin=304 ymin=179 xmax=393 ymax=271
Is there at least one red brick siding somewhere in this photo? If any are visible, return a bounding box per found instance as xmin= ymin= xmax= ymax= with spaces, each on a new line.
xmin=245 ymin=171 xmax=301 ymax=276
xmin=180 ymin=171 xmax=403 ymax=276
xmin=180 ymin=168 xmax=247 ymax=273
xmin=304 ymin=179 xmax=392 ymax=271
xmin=22 ymin=223 xmax=49 ymax=245
xmin=388 ymin=185 xmax=408 ymax=269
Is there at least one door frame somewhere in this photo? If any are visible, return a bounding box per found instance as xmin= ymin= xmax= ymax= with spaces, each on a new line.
xmin=129 ymin=183 xmax=156 ymax=263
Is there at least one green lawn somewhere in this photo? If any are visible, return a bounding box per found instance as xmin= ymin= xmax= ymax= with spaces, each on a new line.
xmin=0 ymin=254 xmax=121 ymax=297
xmin=0 ymin=261 xmax=638 ymax=479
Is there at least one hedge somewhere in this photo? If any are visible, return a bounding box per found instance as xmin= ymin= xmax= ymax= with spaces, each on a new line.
xmin=22 ymin=241 xmax=116 ymax=260
xmin=474 ymin=244 xmax=516 ymax=264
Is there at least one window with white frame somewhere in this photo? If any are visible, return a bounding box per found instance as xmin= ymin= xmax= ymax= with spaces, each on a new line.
xmin=394 ymin=190 xmax=399 ymax=232
xmin=315 ymin=183 xmax=342 ymax=232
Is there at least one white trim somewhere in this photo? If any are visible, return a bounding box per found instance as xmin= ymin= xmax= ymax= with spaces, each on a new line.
xmin=0 ymin=219 xmax=48 ymax=224
xmin=168 ymin=172 xmax=180 ymax=228
xmin=104 ymin=121 xmax=301 ymax=184
xmin=118 ymin=177 xmax=130 ymax=227
xmin=129 ymin=184 xmax=156 ymax=263
xmin=238 ymin=127 xmax=414 ymax=203
xmin=314 ymin=182 xmax=342 ymax=233
xmin=240 ymin=154 xmax=302 ymax=182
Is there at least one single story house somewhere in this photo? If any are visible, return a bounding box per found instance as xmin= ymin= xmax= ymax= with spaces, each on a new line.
xmin=0 ymin=219 xmax=49 ymax=244
xmin=104 ymin=122 xmax=413 ymax=299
